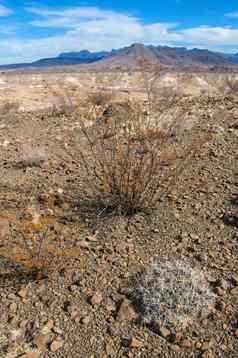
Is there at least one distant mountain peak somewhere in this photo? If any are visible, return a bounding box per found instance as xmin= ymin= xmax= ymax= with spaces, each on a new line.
xmin=0 ymin=43 xmax=238 ymax=71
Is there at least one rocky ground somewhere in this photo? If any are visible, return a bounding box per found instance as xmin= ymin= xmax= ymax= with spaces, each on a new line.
xmin=0 ymin=93 xmax=237 ymax=357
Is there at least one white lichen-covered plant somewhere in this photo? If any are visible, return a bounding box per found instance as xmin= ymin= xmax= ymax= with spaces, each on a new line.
xmin=135 ymin=261 xmax=215 ymax=328
xmin=16 ymin=147 xmax=48 ymax=168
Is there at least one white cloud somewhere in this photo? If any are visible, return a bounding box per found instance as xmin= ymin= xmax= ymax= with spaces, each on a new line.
xmin=0 ymin=4 xmax=13 ymax=16
xmin=226 ymin=12 xmax=238 ymax=18
xmin=0 ymin=6 xmax=238 ymax=64
xmin=180 ymin=26 xmax=238 ymax=45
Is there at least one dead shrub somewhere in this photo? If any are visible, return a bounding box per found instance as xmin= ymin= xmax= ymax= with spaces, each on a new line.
xmin=0 ymin=101 xmax=19 ymax=115
xmin=138 ymin=59 xmax=182 ymax=107
xmin=222 ymin=76 xmax=238 ymax=94
xmin=0 ymin=212 xmax=65 ymax=280
xmin=16 ymin=145 xmax=48 ymax=168
xmin=85 ymin=91 xmax=115 ymax=122
xmin=76 ymin=100 xmax=210 ymax=216
xmin=88 ymin=91 xmax=114 ymax=108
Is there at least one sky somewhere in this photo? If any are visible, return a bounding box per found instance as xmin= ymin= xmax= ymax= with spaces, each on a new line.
xmin=1 ymin=1 xmax=238 ymax=64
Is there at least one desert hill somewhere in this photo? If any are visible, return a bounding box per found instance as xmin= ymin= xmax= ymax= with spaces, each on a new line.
xmin=0 ymin=43 xmax=238 ymax=71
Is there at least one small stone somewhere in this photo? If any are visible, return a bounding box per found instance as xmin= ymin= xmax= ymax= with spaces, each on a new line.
xmin=79 ymin=241 xmax=89 ymax=249
xmin=64 ymin=301 xmax=74 ymax=314
xmin=8 ymin=293 xmax=17 ymax=300
xmin=231 ymin=274 xmax=238 ymax=286
xmin=90 ymin=292 xmax=103 ymax=306
xmin=106 ymin=298 xmax=116 ymax=312
xmin=34 ymin=334 xmax=50 ymax=350
xmin=196 ymin=341 xmax=202 ymax=349
xmin=214 ymin=287 xmax=225 ymax=296
xmin=129 ymin=337 xmax=143 ymax=348
xmin=181 ymin=339 xmax=194 ymax=348
xmin=9 ymin=302 xmax=17 ymax=313
xmin=87 ymin=233 xmax=98 ymax=242
xmin=235 ymin=329 xmax=238 ymax=337
xmin=9 ymin=329 xmax=23 ymax=343
xmin=46 ymin=319 xmax=54 ymax=330
xmin=202 ymin=339 xmax=215 ymax=351
xmin=69 ymin=285 xmax=80 ymax=293
xmin=71 ymin=310 xmax=80 ymax=320
xmin=74 ymin=315 xmax=81 ymax=324
xmin=81 ymin=315 xmax=91 ymax=325
xmin=0 ymin=218 xmax=10 ymax=239
xmin=170 ymin=344 xmax=180 ymax=352
xmin=21 ymin=353 xmax=40 ymax=358
xmin=18 ymin=286 xmax=28 ymax=298
xmin=105 ymin=343 xmax=115 ymax=355
xmin=217 ymin=279 xmax=229 ymax=290
xmin=230 ymin=287 xmax=238 ymax=295
xmin=19 ymin=320 xmax=29 ymax=328
xmin=220 ymin=344 xmax=227 ymax=351
xmin=8 ymin=315 xmax=19 ymax=325
xmin=50 ymin=340 xmax=64 ymax=352
xmin=159 ymin=327 xmax=171 ymax=339
xmin=52 ymin=326 xmax=63 ymax=335
xmin=190 ymin=233 xmax=199 ymax=240
xmin=2 ymin=140 xmax=10 ymax=147
xmin=201 ymin=352 xmax=215 ymax=358
xmin=215 ymin=301 xmax=226 ymax=312
xmin=117 ymin=300 xmax=138 ymax=322
xmin=41 ymin=319 xmax=54 ymax=334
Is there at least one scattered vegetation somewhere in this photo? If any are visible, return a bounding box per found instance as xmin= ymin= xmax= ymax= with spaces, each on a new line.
xmin=134 ymin=261 xmax=215 ymax=328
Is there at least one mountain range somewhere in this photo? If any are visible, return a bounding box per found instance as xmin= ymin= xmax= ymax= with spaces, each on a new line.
xmin=1 ymin=43 xmax=238 ymax=71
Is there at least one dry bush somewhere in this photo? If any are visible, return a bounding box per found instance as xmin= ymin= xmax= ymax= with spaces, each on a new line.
xmin=0 ymin=101 xmax=19 ymax=115
xmin=49 ymin=95 xmax=76 ymax=116
xmin=85 ymin=91 xmax=115 ymax=122
xmin=16 ymin=145 xmax=48 ymax=168
xmin=221 ymin=76 xmax=238 ymax=94
xmin=87 ymin=91 xmax=115 ymax=108
xmin=44 ymin=83 xmax=76 ymax=116
xmin=134 ymin=261 xmax=215 ymax=328
xmin=0 ymin=213 xmax=65 ymax=280
xmin=137 ymin=59 xmax=182 ymax=116
xmin=76 ymin=100 xmax=209 ymax=216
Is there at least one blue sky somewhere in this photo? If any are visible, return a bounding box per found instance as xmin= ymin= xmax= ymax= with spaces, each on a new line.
xmin=1 ymin=0 xmax=238 ymax=64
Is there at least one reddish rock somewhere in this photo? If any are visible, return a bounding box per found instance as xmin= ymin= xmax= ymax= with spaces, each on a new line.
xmin=90 ymin=292 xmax=103 ymax=306
xmin=34 ymin=334 xmax=50 ymax=350
xmin=117 ymin=300 xmax=138 ymax=322
xmin=50 ymin=339 xmax=64 ymax=352
xmin=129 ymin=337 xmax=143 ymax=348
xmin=0 ymin=218 xmax=10 ymax=239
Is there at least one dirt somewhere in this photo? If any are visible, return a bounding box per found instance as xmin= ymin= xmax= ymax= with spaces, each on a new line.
xmin=0 ymin=90 xmax=237 ymax=357
xmin=0 ymin=70 xmax=238 ymax=112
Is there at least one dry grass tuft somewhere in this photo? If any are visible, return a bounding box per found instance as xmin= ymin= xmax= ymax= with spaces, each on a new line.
xmin=0 ymin=212 xmax=65 ymax=280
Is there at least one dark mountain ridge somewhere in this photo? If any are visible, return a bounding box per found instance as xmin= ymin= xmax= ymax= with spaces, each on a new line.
xmin=0 ymin=43 xmax=237 ymax=71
